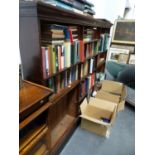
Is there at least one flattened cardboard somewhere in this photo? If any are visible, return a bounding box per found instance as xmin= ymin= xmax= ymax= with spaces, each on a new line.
xmin=80 ymin=97 xmax=117 ymax=136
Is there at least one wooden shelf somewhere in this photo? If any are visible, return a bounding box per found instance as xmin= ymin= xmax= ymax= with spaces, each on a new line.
xmin=20 ymin=102 xmax=52 ymax=130
xmin=51 ymin=115 xmax=75 ymax=149
xmin=20 ymin=124 xmax=48 ymax=153
xmin=49 ymin=80 xmax=80 ymax=104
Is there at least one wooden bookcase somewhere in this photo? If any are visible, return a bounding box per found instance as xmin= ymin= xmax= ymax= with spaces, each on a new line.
xmin=19 ymin=1 xmax=112 ymax=155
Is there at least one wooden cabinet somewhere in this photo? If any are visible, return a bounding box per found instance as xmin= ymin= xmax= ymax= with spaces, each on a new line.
xmin=19 ymin=1 xmax=112 ymax=154
xmin=19 ymin=80 xmax=53 ymax=155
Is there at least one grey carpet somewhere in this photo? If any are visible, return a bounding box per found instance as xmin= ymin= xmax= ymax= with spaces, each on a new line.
xmin=60 ymin=104 xmax=135 ymax=155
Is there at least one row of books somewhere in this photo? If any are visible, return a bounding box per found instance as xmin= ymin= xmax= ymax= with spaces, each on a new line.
xmin=80 ymin=73 xmax=95 ymax=97
xmin=41 ymin=24 xmax=108 ymax=79
xmin=41 ymin=40 xmax=85 ymax=79
xmin=84 ymin=40 xmax=100 ymax=58
xmin=43 ymin=0 xmax=95 ymax=16
xmin=48 ymin=65 xmax=78 ymax=93
xmin=80 ymin=58 xmax=95 ymax=79
xmin=100 ymin=33 xmax=110 ymax=52
xmin=41 ymin=24 xmax=78 ymax=43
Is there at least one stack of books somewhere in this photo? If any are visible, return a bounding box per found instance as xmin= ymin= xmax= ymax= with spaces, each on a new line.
xmin=43 ymin=0 xmax=95 ymax=16
xmin=83 ymin=28 xmax=94 ymax=42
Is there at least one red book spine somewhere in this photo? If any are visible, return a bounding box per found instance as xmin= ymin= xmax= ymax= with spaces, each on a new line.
xmin=69 ymin=28 xmax=73 ymax=44
xmin=80 ymin=40 xmax=84 ymax=62
xmin=41 ymin=47 xmax=47 ymax=79
xmin=91 ymin=73 xmax=95 ymax=88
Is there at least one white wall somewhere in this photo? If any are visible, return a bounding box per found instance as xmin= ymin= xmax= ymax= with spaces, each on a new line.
xmin=89 ymin=0 xmax=126 ymax=23
xmin=89 ymin=0 xmax=135 ymax=23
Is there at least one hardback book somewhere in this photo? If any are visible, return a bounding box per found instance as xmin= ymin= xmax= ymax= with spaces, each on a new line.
xmin=41 ymin=47 xmax=47 ymax=79
xmin=64 ymin=42 xmax=71 ymax=68
xmin=83 ymin=61 xmax=88 ymax=76
xmin=57 ymin=45 xmax=62 ymax=71
xmin=61 ymin=45 xmax=65 ymax=69
xmin=79 ymin=40 xmax=84 ymax=62
xmin=75 ymin=65 xmax=78 ymax=80
xmin=48 ymin=46 xmax=52 ymax=76
xmin=60 ymin=72 xmax=65 ymax=89
xmin=52 ymin=33 xmax=65 ymax=39
xmin=73 ymin=0 xmax=85 ymax=11
xmin=55 ymin=45 xmax=59 ymax=72
xmin=80 ymin=63 xmax=84 ymax=78
xmin=48 ymin=77 xmax=56 ymax=93
xmin=49 ymin=45 xmax=56 ymax=74
xmin=89 ymin=58 xmax=94 ymax=74
xmin=45 ymin=47 xmax=50 ymax=77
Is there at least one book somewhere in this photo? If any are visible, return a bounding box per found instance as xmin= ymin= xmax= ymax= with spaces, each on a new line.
xmin=55 ymin=45 xmax=59 ymax=72
xmin=73 ymin=0 xmax=85 ymax=11
xmin=83 ymin=61 xmax=88 ymax=76
xmin=75 ymin=65 xmax=78 ymax=80
xmin=61 ymin=45 xmax=65 ymax=69
xmin=41 ymin=47 xmax=47 ymax=79
xmin=45 ymin=47 xmax=50 ymax=77
xmin=89 ymin=58 xmax=94 ymax=74
xmin=64 ymin=42 xmax=71 ymax=68
xmin=49 ymin=45 xmax=56 ymax=74
xmin=48 ymin=77 xmax=56 ymax=93
xmin=60 ymin=72 xmax=65 ymax=89
xmin=79 ymin=40 xmax=84 ymax=62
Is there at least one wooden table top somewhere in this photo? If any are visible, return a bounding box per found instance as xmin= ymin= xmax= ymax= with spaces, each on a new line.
xmin=19 ymin=80 xmax=53 ymax=115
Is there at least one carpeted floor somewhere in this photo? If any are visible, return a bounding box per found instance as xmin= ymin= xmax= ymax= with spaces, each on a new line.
xmin=60 ymin=104 xmax=135 ymax=155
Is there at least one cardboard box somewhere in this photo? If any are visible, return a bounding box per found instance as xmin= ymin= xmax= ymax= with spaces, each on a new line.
xmin=80 ymin=97 xmax=117 ymax=136
xmin=96 ymin=80 xmax=127 ymax=112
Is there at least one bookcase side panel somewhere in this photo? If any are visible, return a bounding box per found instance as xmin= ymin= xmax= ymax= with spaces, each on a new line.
xmin=20 ymin=16 xmax=42 ymax=83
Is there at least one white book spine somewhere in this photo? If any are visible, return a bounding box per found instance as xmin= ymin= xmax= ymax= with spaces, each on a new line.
xmin=45 ymin=47 xmax=49 ymax=76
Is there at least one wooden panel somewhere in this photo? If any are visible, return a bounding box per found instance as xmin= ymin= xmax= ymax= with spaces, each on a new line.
xmin=20 ymin=102 xmax=52 ymax=130
xmin=67 ymin=88 xmax=78 ymax=117
xmin=20 ymin=124 xmax=47 ymax=153
xmin=51 ymin=115 xmax=75 ymax=148
xmin=19 ymin=12 xmax=42 ymax=82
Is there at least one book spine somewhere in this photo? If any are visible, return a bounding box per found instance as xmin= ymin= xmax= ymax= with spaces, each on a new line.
xmin=61 ymin=45 xmax=65 ymax=69
xmin=80 ymin=40 xmax=84 ymax=62
xmin=45 ymin=47 xmax=50 ymax=77
xmin=51 ymin=45 xmax=56 ymax=74
xmin=48 ymin=46 xmax=52 ymax=76
xmin=58 ymin=45 xmax=62 ymax=71
xmin=64 ymin=42 xmax=71 ymax=67
xmin=69 ymin=28 xmax=73 ymax=44
xmin=41 ymin=47 xmax=47 ymax=79
xmin=55 ymin=45 xmax=59 ymax=72
xmin=89 ymin=58 xmax=94 ymax=74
